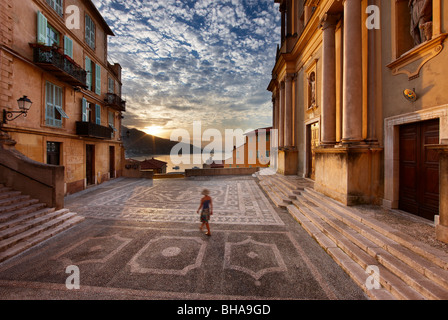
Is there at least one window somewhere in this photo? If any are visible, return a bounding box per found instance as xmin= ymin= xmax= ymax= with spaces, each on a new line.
xmin=45 ymin=82 xmax=68 ymax=127
xmin=64 ymin=36 xmax=73 ymax=58
xmin=47 ymin=141 xmax=61 ymax=165
xmin=108 ymin=77 xmax=115 ymax=94
xmin=85 ymin=56 xmax=101 ymax=94
xmin=84 ymin=57 xmax=100 ymax=94
xmin=46 ymin=25 xmax=60 ymax=46
xmin=37 ymin=12 xmax=60 ymax=46
xmin=95 ymin=64 xmax=101 ymax=95
xmin=85 ymin=14 xmax=96 ymax=49
xmin=109 ymin=111 xmax=117 ymax=137
xmin=46 ymin=0 xmax=63 ymax=16
xmin=81 ymin=98 xmax=101 ymax=125
xmin=85 ymin=56 xmax=92 ymax=90
xmin=95 ymin=104 xmax=101 ymax=125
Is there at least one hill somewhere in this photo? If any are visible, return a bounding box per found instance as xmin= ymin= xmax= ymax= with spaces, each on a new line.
xmin=122 ymin=126 xmax=201 ymax=157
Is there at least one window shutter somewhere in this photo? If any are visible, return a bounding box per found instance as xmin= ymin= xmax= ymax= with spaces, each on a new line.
xmin=85 ymin=56 xmax=91 ymax=90
xmin=95 ymin=64 xmax=101 ymax=95
xmin=82 ymin=98 xmax=88 ymax=122
xmin=64 ymin=36 xmax=73 ymax=58
xmin=37 ymin=11 xmax=47 ymax=44
xmin=95 ymin=104 xmax=101 ymax=125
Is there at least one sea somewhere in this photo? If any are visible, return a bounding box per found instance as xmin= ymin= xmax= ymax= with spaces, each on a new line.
xmin=130 ymin=152 xmax=232 ymax=173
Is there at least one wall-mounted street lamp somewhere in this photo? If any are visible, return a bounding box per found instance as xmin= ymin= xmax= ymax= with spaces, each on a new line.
xmin=2 ymin=96 xmax=33 ymax=125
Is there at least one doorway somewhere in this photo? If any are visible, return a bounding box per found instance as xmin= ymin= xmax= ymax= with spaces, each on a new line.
xmin=109 ymin=146 xmax=115 ymax=179
xmin=307 ymin=122 xmax=320 ymax=180
xmin=86 ymin=144 xmax=95 ymax=186
xmin=399 ymin=119 xmax=439 ymax=220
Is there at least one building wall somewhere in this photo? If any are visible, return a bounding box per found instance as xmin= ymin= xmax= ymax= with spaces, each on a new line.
xmin=381 ymin=2 xmax=448 ymax=121
xmin=1 ymin=0 xmax=125 ymax=195
xmin=224 ymin=130 xmax=271 ymax=168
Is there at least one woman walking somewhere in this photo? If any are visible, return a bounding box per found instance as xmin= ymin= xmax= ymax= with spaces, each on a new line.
xmin=197 ymin=189 xmax=213 ymax=236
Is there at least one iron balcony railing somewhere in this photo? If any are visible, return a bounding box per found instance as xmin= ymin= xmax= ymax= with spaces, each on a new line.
xmin=76 ymin=121 xmax=113 ymax=139
xmin=32 ymin=45 xmax=87 ymax=88
xmin=105 ymin=93 xmax=126 ymax=112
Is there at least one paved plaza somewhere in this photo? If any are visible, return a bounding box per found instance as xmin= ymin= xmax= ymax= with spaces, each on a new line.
xmin=0 ymin=177 xmax=367 ymax=300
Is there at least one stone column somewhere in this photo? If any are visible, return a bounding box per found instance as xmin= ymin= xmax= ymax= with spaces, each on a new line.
xmin=284 ymin=73 xmax=294 ymax=147
xmin=342 ymin=0 xmax=363 ymax=144
xmin=366 ymin=0 xmax=379 ymax=144
xmin=279 ymin=81 xmax=285 ymax=148
xmin=320 ymin=14 xmax=339 ymax=146
xmin=272 ymin=95 xmax=276 ymax=132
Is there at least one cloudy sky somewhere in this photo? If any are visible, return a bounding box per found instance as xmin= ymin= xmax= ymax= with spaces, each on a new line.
xmin=92 ymin=0 xmax=280 ymax=144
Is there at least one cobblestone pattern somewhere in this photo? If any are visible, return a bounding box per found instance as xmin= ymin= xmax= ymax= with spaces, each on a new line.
xmin=66 ymin=178 xmax=284 ymax=226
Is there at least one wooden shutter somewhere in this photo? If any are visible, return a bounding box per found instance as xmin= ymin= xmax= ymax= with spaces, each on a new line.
xmin=37 ymin=11 xmax=47 ymax=44
xmin=95 ymin=64 xmax=101 ymax=95
xmin=95 ymin=104 xmax=101 ymax=125
xmin=82 ymin=98 xmax=88 ymax=122
xmin=85 ymin=56 xmax=91 ymax=90
xmin=64 ymin=36 xmax=73 ymax=58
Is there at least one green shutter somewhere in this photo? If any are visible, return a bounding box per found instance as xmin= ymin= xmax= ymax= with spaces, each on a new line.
xmin=64 ymin=36 xmax=73 ymax=58
xmin=95 ymin=104 xmax=101 ymax=125
xmin=82 ymin=98 xmax=88 ymax=122
xmin=85 ymin=56 xmax=91 ymax=91
xmin=37 ymin=11 xmax=47 ymax=44
xmin=95 ymin=64 xmax=101 ymax=95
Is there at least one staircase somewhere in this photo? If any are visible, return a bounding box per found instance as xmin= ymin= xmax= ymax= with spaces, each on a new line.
xmin=0 ymin=184 xmax=84 ymax=264
xmin=257 ymin=172 xmax=448 ymax=300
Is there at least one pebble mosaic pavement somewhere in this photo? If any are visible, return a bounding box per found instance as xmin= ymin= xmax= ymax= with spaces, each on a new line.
xmin=0 ymin=177 xmax=367 ymax=300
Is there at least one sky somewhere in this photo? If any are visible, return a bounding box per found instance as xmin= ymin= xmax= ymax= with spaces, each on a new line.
xmin=92 ymin=0 xmax=281 ymax=146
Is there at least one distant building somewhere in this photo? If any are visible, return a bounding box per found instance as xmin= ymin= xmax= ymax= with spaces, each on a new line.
xmin=0 ymin=0 xmax=126 ymax=194
xmin=140 ymin=158 xmax=168 ymax=174
xmin=203 ymin=160 xmax=224 ymax=169
xmin=225 ymin=127 xmax=271 ymax=169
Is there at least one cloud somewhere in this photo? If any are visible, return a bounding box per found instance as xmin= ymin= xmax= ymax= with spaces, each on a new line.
xmin=92 ymin=0 xmax=280 ymax=138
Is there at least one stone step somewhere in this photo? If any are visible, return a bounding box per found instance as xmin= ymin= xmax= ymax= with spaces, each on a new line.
xmin=273 ymin=175 xmax=304 ymax=191
xmin=0 ymin=211 xmax=78 ymax=252
xmin=0 ymin=207 xmax=55 ymax=232
xmin=259 ymin=181 xmax=287 ymax=209
xmin=270 ymin=177 xmax=300 ymax=200
xmin=0 ymin=215 xmax=84 ymax=264
xmin=0 ymin=186 xmax=12 ymax=193
xmin=0 ymin=195 xmax=31 ymax=208
xmin=287 ymin=203 xmax=425 ymax=300
xmin=304 ymin=188 xmax=448 ymax=272
xmin=0 ymin=198 xmax=40 ymax=214
xmin=0 ymin=209 xmax=68 ymax=241
xmin=286 ymin=204 xmax=398 ymax=300
xmin=260 ymin=179 xmax=291 ymax=208
xmin=0 ymin=190 xmax=21 ymax=200
xmin=0 ymin=203 xmax=48 ymax=224
xmin=293 ymin=193 xmax=448 ymax=299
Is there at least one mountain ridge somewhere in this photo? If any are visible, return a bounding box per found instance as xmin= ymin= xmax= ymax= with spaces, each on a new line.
xmin=122 ymin=126 xmax=201 ymax=157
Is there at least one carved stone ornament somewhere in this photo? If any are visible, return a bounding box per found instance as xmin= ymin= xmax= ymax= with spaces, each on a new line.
xmin=387 ymin=35 xmax=446 ymax=80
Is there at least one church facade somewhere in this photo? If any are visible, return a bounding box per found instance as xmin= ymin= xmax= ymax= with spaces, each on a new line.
xmin=268 ymin=0 xmax=448 ymax=242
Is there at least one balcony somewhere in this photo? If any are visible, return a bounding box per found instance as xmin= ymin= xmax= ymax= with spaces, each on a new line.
xmin=76 ymin=121 xmax=113 ymax=139
xmin=105 ymin=93 xmax=126 ymax=112
xmin=31 ymin=44 xmax=87 ymax=88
